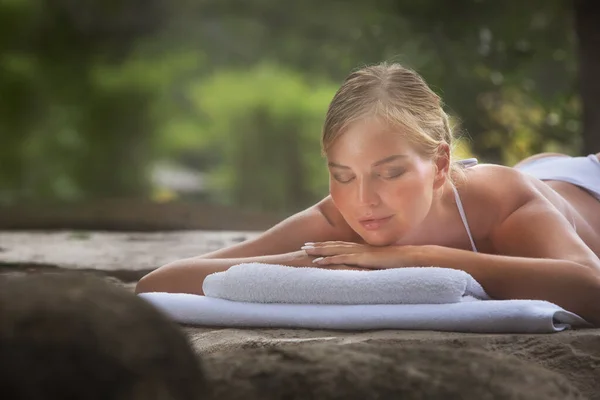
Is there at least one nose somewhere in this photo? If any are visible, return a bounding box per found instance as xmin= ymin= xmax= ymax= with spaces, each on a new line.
xmin=357 ymin=178 xmax=380 ymax=207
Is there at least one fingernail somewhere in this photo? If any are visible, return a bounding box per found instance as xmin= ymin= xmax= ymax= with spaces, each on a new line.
xmin=301 ymin=245 xmax=314 ymax=250
xmin=312 ymin=257 xmax=324 ymax=263
xmin=304 ymin=242 xmax=315 ymax=246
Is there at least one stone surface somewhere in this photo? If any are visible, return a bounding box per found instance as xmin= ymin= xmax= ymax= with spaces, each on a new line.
xmin=0 ymin=230 xmax=259 ymax=277
xmin=187 ymin=326 xmax=600 ymax=399
xmin=202 ymin=342 xmax=585 ymax=400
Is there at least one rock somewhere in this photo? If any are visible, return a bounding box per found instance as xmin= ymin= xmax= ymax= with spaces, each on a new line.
xmin=202 ymin=342 xmax=584 ymax=400
xmin=0 ymin=273 xmax=206 ymax=400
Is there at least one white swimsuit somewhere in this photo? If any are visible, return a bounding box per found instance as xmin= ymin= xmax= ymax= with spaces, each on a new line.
xmin=515 ymin=154 xmax=600 ymax=201
xmin=455 ymin=158 xmax=478 ymax=253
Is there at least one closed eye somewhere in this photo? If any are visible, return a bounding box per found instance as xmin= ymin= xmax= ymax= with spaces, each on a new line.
xmin=333 ymin=175 xmax=355 ymax=184
xmin=380 ymin=170 xmax=405 ymax=180
xmin=333 ymin=170 xmax=405 ymax=183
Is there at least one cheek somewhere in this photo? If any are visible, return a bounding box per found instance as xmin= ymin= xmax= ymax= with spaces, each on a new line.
xmin=384 ymin=180 xmax=428 ymax=209
xmin=329 ymin=184 xmax=350 ymax=211
xmin=382 ymin=176 xmax=434 ymax=223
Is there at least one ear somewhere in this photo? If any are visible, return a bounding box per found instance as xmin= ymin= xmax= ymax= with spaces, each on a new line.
xmin=432 ymin=143 xmax=451 ymax=189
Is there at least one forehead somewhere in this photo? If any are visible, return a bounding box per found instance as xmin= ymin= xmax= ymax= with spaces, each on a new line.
xmin=326 ymin=118 xmax=417 ymax=160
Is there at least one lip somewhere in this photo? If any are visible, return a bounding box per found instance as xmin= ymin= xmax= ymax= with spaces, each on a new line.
xmin=358 ymin=215 xmax=394 ymax=231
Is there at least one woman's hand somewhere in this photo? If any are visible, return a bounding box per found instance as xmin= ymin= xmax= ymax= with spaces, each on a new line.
xmin=300 ymin=241 xmax=417 ymax=269
xmin=283 ymin=249 xmax=372 ymax=271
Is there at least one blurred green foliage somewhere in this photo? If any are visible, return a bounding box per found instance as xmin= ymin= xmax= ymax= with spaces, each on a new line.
xmin=0 ymin=0 xmax=593 ymax=213
xmin=185 ymin=65 xmax=337 ymax=212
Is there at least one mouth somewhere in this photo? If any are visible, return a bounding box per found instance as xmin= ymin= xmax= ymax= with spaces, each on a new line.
xmin=358 ymin=215 xmax=394 ymax=231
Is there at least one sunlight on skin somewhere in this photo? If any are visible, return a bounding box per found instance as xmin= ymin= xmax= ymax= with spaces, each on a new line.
xmin=325 ymin=117 xmax=450 ymax=247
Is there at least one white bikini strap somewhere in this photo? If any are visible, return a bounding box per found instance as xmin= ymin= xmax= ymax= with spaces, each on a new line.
xmin=452 ymin=185 xmax=478 ymax=253
xmin=458 ymin=158 xmax=478 ymax=168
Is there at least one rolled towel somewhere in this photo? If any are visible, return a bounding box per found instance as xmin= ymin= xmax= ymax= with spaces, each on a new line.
xmin=202 ymin=263 xmax=490 ymax=305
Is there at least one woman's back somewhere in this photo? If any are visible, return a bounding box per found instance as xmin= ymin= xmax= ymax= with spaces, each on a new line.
xmin=514 ymin=153 xmax=600 ymax=255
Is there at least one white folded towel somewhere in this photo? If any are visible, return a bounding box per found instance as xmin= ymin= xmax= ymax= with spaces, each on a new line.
xmin=203 ymin=263 xmax=490 ymax=304
xmin=138 ymin=293 xmax=591 ymax=333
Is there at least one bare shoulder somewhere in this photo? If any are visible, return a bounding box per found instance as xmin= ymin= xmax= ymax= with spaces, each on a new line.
xmin=458 ymin=164 xmax=542 ymax=239
xmin=463 ymin=163 xmax=535 ymax=209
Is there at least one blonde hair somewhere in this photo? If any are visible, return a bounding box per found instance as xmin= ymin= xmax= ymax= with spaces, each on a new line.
xmin=321 ymin=62 xmax=464 ymax=183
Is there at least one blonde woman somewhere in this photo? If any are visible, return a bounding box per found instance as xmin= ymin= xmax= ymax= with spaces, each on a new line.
xmin=136 ymin=63 xmax=600 ymax=326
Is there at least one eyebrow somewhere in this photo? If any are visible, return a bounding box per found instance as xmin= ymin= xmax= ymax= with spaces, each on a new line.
xmin=327 ymin=154 xmax=408 ymax=169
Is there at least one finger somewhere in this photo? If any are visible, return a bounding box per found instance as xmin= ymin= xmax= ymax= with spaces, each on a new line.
xmin=313 ymin=254 xmax=353 ymax=265
xmin=313 ymin=254 xmax=380 ymax=269
xmin=302 ymin=243 xmax=362 ymax=256
xmin=303 ymin=241 xmax=357 ymax=248
xmin=303 ymin=247 xmax=358 ymax=257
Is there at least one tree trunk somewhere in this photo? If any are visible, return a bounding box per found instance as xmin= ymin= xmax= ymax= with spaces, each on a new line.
xmin=574 ymin=0 xmax=600 ymax=154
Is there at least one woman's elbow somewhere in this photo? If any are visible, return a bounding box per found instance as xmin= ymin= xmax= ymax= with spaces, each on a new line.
xmin=581 ymin=305 xmax=600 ymax=328
xmin=135 ymin=269 xmax=163 ymax=294
xmin=134 ymin=259 xmax=209 ymax=296
xmin=134 ymin=262 xmax=180 ymax=295
xmin=575 ymin=273 xmax=600 ymax=327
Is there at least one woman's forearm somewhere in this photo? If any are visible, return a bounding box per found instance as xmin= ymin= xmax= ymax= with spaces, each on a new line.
xmin=413 ymin=245 xmax=600 ymax=325
xmin=135 ymin=251 xmax=313 ymax=295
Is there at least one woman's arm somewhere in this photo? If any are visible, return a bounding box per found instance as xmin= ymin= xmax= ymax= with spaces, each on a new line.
xmin=135 ymin=250 xmax=315 ymax=295
xmin=135 ymin=196 xmax=360 ymax=294
xmin=412 ymin=199 xmax=600 ymax=325
xmin=414 ymin=246 xmax=600 ymax=325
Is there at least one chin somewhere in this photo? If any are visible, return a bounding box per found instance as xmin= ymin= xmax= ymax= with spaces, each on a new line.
xmin=359 ymin=231 xmax=400 ymax=247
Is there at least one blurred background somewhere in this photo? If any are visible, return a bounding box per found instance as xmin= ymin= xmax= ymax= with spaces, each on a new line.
xmin=0 ymin=0 xmax=598 ymax=231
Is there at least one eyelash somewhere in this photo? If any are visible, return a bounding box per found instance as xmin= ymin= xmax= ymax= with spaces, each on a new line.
xmin=334 ymin=171 xmax=405 ymax=184
xmin=383 ymin=171 xmax=405 ymax=180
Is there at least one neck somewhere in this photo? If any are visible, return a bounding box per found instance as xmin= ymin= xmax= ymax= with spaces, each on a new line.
xmin=396 ymin=179 xmax=458 ymax=246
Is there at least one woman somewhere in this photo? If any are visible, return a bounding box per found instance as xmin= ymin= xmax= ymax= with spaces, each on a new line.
xmin=136 ymin=63 xmax=600 ymax=326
